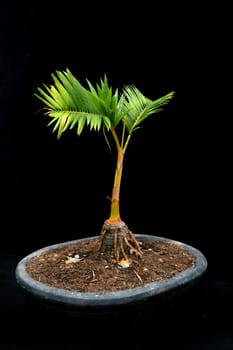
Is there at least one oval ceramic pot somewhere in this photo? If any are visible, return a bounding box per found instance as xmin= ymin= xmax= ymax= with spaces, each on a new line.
xmin=15 ymin=234 xmax=208 ymax=318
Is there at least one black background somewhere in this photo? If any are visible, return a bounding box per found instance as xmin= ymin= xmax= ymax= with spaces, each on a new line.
xmin=1 ymin=1 xmax=233 ymax=349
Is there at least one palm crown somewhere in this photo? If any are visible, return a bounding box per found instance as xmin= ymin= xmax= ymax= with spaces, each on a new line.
xmin=35 ymin=68 xmax=174 ymax=147
xmin=35 ymin=68 xmax=175 ymax=261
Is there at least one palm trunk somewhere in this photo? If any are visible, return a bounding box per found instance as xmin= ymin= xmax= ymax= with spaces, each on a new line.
xmin=99 ymin=141 xmax=142 ymax=261
xmin=108 ymin=148 xmax=124 ymax=223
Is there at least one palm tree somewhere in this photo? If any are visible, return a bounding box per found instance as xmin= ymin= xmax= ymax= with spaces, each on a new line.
xmin=35 ymin=68 xmax=175 ymax=262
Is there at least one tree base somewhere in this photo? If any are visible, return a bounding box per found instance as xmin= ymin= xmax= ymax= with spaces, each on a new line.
xmin=99 ymin=220 xmax=143 ymax=261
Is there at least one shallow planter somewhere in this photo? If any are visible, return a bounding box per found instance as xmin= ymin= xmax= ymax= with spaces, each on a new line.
xmin=15 ymin=234 xmax=207 ymax=318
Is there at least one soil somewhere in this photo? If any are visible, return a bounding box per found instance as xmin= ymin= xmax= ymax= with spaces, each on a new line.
xmin=26 ymin=237 xmax=196 ymax=293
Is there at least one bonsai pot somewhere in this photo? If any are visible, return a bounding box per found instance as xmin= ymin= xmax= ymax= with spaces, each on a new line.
xmin=15 ymin=234 xmax=208 ymax=318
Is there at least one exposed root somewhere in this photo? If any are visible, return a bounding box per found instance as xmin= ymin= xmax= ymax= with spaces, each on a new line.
xmin=99 ymin=220 xmax=143 ymax=261
xmin=124 ymin=231 xmax=142 ymax=258
xmin=134 ymin=269 xmax=143 ymax=282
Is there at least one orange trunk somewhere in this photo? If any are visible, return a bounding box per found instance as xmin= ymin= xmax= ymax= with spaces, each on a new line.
xmin=108 ymin=148 xmax=124 ymax=223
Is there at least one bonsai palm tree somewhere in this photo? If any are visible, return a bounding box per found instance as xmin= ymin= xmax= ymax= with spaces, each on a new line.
xmin=35 ymin=68 xmax=175 ymax=263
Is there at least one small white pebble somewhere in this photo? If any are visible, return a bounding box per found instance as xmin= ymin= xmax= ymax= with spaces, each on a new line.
xmin=66 ymin=254 xmax=83 ymax=263
xmin=120 ymin=263 xmax=130 ymax=269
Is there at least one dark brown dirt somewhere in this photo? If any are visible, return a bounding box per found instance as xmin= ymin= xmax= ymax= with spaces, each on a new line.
xmin=26 ymin=238 xmax=196 ymax=293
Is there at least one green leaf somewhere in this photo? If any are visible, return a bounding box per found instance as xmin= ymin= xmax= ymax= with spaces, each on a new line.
xmin=35 ymin=69 xmax=175 ymax=151
xmin=122 ymin=86 xmax=175 ymax=134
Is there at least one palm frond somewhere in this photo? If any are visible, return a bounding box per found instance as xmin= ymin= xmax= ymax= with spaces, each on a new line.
xmin=35 ymin=69 xmax=114 ymax=138
xmin=122 ymin=86 xmax=175 ymax=134
xmin=86 ymin=75 xmax=122 ymax=128
xmin=46 ymin=110 xmax=111 ymax=138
